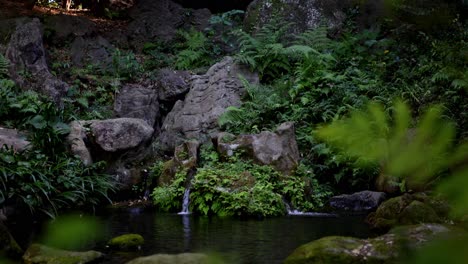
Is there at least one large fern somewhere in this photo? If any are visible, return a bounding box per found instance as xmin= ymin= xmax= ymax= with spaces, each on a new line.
xmin=174 ymin=29 xmax=213 ymax=70
xmin=0 ymin=54 xmax=9 ymax=77
xmin=294 ymin=26 xmax=334 ymax=53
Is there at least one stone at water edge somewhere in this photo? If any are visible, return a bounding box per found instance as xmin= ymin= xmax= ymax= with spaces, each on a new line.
xmin=329 ymin=191 xmax=387 ymax=212
xmin=108 ymin=234 xmax=144 ymax=251
xmin=126 ymin=253 xmax=210 ymax=264
xmin=0 ymin=221 xmax=23 ymax=258
xmin=22 ymin=243 xmax=103 ymax=264
xmin=284 ymin=224 xmax=456 ymax=264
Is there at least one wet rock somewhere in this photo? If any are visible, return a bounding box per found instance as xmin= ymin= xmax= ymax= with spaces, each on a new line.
xmin=5 ymin=18 xmax=68 ymax=104
xmin=0 ymin=221 xmax=23 ymax=258
xmin=108 ymin=234 xmax=144 ymax=251
xmin=0 ymin=127 xmax=30 ymax=152
xmin=159 ymin=140 xmax=199 ymax=186
xmin=157 ymin=57 xmax=258 ymax=153
xmin=215 ymin=122 xmax=300 ymax=175
xmin=126 ymin=253 xmax=209 ymax=264
xmin=285 ymin=224 xmax=454 ymax=264
xmin=114 ymin=84 xmax=159 ymax=127
xmin=367 ymin=193 xmax=449 ymax=231
xmin=23 ymin=243 xmax=103 ymax=264
xmin=329 ymin=191 xmax=387 ymax=212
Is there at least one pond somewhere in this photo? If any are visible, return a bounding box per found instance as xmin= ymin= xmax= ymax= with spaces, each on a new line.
xmin=10 ymin=208 xmax=372 ymax=264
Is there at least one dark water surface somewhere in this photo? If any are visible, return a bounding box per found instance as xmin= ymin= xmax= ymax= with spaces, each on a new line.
xmin=92 ymin=208 xmax=371 ymax=264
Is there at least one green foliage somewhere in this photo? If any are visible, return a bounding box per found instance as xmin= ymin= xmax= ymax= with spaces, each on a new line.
xmin=142 ymin=42 xmax=175 ymax=70
xmin=0 ymin=54 xmax=9 ymax=77
xmin=317 ymin=99 xmax=466 ymax=194
xmin=41 ymin=214 xmax=103 ymax=250
xmin=109 ymin=49 xmax=142 ymax=80
xmin=174 ymin=29 xmax=213 ymax=70
xmin=151 ymin=170 xmax=186 ymax=212
xmin=0 ymin=149 xmax=115 ymax=218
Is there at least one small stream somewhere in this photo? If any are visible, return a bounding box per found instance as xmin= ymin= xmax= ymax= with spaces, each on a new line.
xmin=10 ymin=208 xmax=372 ymax=264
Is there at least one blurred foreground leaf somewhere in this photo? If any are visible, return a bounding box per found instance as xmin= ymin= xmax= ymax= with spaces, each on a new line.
xmin=41 ymin=214 xmax=103 ymax=250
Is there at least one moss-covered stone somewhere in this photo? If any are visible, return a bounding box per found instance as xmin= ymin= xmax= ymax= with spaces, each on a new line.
xmin=399 ymin=200 xmax=441 ymax=225
xmin=22 ymin=243 xmax=103 ymax=264
xmin=108 ymin=234 xmax=144 ymax=251
xmin=0 ymin=222 xmax=23 ymax=258
xmin=367 ymin=193 xmax=449 ymax=231
xmin=126 ymin=253 xmax=209 ymax=264
xmin=284 ymin=224 xmax=455 ymax=264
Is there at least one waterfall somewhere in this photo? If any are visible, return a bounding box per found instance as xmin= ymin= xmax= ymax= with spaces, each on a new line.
xmin=178 ymin=170 xmax=196 ymax=215
xmin=178 ymin=187 xmax=191 ymax=215
xmin=283 ymin=198 xmax=337 ymax=217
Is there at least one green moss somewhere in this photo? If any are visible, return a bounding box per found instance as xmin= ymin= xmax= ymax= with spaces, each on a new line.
xmin=399 ymin=200 xmax=441 ymax=225
xmin=23 ymin=244 xmax=103 ymax=264
xmin=284 ymin=236 xmax=364 ymax=264
xmin=107 ymin=234 xmax=144 ymax=250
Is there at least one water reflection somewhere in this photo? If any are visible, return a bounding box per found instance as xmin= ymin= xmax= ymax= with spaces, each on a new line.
xmin=95 ymin=209 xmax=371 ymax=264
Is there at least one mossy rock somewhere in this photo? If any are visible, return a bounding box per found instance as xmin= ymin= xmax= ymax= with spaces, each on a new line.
xmin=108 ymin=234 xmax=144 ymax=251
xmin=22 ymin=244 xmax=103 ymax=264
xmin=368 ymin=193 xmax=449 ymax=231
xmin=285 ymin=224 xmax=454 ymax=264
xmin=126 ymin=253 xmax=210 ymax=264
xmin=399 ymin=200 xmax=441 ymax=225
xmin=0 ymin=222 xmax=23 ymax=258
xmin=284 ymin=235 xmax=398 ymax=264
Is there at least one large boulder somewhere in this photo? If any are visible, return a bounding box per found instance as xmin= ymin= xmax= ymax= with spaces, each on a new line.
xmin=126 ymin=0 xmax=211 ymax=49
xmin=157 ymin=57 xmax=258 ymax=153
xmin=90 ymin=118 xmax=154 ymax=152
xmin=5 ymin=19 xmax=68 ymax=104
xmin=23 ymin=244 xmax=103 ymax=264
xmin=70 ymin=35 xmax=114 ymax=69
xmin=284 ymin=224 xmax=456 ymax=264
xmin=215 ymin=122 xmax=300 ymax=175
xmin=366 ymin=193 xmax=449 ymax=231
xmin=0 ymin=127 xmax=30 ymax=152
xmin=114 ymin=84 xmax=160 ymax=127
xmin=329 ymin=191 xmax=387 ymax=212
xmin=43 ymin=15 xmax=96 ymax=46
xmin=126 ymin=253 xmax=210 ymax=264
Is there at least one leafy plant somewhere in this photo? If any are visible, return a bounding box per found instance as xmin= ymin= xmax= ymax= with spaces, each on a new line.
xmin=109 ymin=49 xmax=142 ymax=80
xmin=174 ymin=29 xmax=213 ymax=70
xmin=0 ymin=54 xmax=9 ymax=77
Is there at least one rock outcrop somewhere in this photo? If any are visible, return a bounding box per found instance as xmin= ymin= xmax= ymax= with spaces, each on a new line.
xmin=244 ymin=0 xmax=347 ymax=35
xmin=155 ymin=68 xmax=191 ymax=105
xmin=126 ymin=0 xmax=211 ymax=49
xmin=214 ymin=122 xmax=300 ymax=175
xmin=114 ymin=84 xmax=160 ymax=127
xmin=22 ymin=244 xmax=103 ymax=264
xmin=70 ymin=35 xmax=114 ymax=69
xmin=0 ymin=127 xmax=30 ymax=152
xmin=285 ymin=224 xmax=456 ymax=264
xmin=6 ymin=19 xmax=69 ymax=104
xmin=329 ymin=191 xmax=387 ymax=212
xmin=43 ymin=15 xmax=96 ymax=46
xmin=157 ymin=56 xmax=258 ymax=153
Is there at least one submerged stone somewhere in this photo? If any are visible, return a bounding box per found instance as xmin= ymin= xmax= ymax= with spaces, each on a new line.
xmin=126 ymin=253 xmax=209 ymax=264
xmin=22 ymin=244 xmax=103 ymax=264
xmin=108 ymin=234 xmax=144 ymax=250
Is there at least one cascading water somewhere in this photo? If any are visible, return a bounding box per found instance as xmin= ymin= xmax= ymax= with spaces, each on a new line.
xmin=178 ymin=187 xmax=191 ymax=215
xmin=178 ymin=170 xmax=196 ymax=215
xmin=283 ymin=198 xmax=337 ymax=217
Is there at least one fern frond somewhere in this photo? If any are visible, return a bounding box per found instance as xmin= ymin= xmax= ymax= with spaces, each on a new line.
xmin=0 ymin=54 xmax=9 ymax=77
xmin=295 ymin=26 xmax=333 ymax=52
